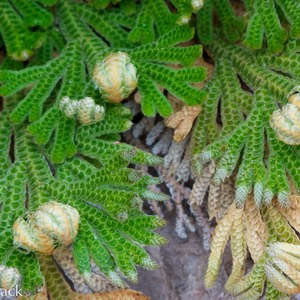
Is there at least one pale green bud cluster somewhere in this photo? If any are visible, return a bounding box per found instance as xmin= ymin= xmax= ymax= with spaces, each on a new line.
xmin=59 ymin=96 xmax=105 ymax=125
xmin=192 ymin=0 xmax=204 ymax=11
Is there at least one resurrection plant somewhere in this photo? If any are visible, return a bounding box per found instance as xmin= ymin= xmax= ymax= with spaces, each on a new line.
xmin=0 ymin=0 xmax=207 ymax=297
xmin=2 ymin=0 xmax=300 ymax=299
xmin=190 ymin=0 xmax=300 ymax=299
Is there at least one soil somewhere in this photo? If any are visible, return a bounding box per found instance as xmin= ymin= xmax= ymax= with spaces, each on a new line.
xmin=132 ymin=211 xmax=235 ymax=300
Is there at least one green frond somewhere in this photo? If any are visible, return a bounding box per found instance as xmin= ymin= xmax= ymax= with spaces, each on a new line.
xmin=263 ymin=205 xmax=299 ymax=244
xmin=213 ymin=0 xmax=245 ymax=42
xmin=129 ymin=0 xmax=177 ymax=44
xmin=48 ymin=28 xmax=66 ymax=53
xmin=76 ymin=112 xmax=132 ymax=140
xmin=57 ymin=197 xmax=165 ymax=285
xmin=0 ymin=2 xmax=205 ymax=165
xmin=0 ymin=111 xmax=12 ymax=177
xmin=88 ymin=0 xmax=121 ymax=10
xmin=76 ymin=137 xmax=163 ymax=166
xmin=4 ymin=0 xmax=300 ymax=298
xmin=191 ymin=39 xmax=300 ymax=207
xmin=0 ymin=0 xmax=51 ymax=61
xmin=243 ymin=11 xmax=264 ymax=50
xmin=197 ymin=0 xmax=299 ymax=53
xmin=71 ymin=2 xmax=133 ymax=48
xmin=255 ymin=0 xmax=287 ymax=53
xmin=10 ymin=0 xmax=53 ymax=29
xmin=157 ymin=25 xmax=195 ymax=47
xmin=0 ymin=161 xmax=43 ymax=293
xmin=257 ymin=52 xmax=300 ymax=81
xmin=275 ymin=0 xmax=300 ymax=38
xmin=196 ymin=0 xmax=213 ymax=45
xmin=265 ymin=281 xmax=287 ymax=300
xmin=28 ymin=37 xmax=54 ymax=67
xmin=120 ymin=0 xmax=137 ymax=16
xmin=196 ymin=0 xmax=244 ymax=44
xmin=37 ymin=0 xmax=58 ymax=5
xmin=228 ymin=256 xmax=265 ymax=299
xmin=0 ymin=98 xmax=166 ymax=293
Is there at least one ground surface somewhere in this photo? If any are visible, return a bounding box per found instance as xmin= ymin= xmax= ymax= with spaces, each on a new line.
xmin=132 ymin=211 xmax=235 ymax=300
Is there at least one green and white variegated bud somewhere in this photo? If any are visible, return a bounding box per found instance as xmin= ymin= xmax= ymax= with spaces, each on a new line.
xmin=93 ymin=52 xmax=138 ymax=103
xmin=0 ymin=266 xmax=21 ymax=290
xmin=59 ymin=96 xmax=79 ymax=118
xmin=191 ymin=0 xmax=204 ymax=11
xmin=12 ymin=201 xmax=80 ymax=255
xmin=177 ymin=14 xmax=191 ymax=25
xmin=59 ymin=96 xmax=105 ymax=125
xmin=77 ymin=97 xmax=105 ymax=125
xmin=270 ymin=93 xmax=300 ymax=145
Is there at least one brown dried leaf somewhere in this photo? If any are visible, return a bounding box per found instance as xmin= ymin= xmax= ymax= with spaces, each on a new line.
xmin=21 ymin=288 xmax=149 ymax=300
xmin=18 ymin=255 xmax=148 ymax=300
xmin=225 ymin=207 xmax=246 ymax=289
xmin=189 ymin=162 xmax=215 ymax=208
xmin=218 ymin=178 xmax=235 ymax=221
xmin=53 ymin=247 xmax=118 ymax=293
xmin=244 ymin=196 xmax=267 ymax=262
xmin=267 ymin=243 xmax=300 ymax=271
xmin=207 ymin=183 xmax=221 ymax=221
xmin=75 ymin=289 xmax=149 ymax=300
xmin=205 ymin=203 xmax=237 ymax=288
xmin=277 ymin=195 xmax=300 ymax=234
xmin=265 ymin=263 xmax=299 ymax=295
xmin=165 ymin=105 xmax=201 ymax=142
xmin=266 ymin=242 xmax=300 ymax=294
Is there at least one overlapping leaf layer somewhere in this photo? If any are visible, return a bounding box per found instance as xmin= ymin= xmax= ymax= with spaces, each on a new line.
xmin=190 ymin=1 xmax=300 ymax=299
xmin=0 ymin=0 xmax=207 ymax=295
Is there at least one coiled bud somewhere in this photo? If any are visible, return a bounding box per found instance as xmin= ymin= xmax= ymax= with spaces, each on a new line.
xmin=59 ymin=96 xmax=105 ymax=125
xmin=270 ymin=93 xmax=300 ymax=145
xmin=93 ymin=52 xmax=138 ymax=103
xmin=13 ymin=201 xmax=80 ymax=255
xmin=0 ymin=266 xmax=21 ymax=290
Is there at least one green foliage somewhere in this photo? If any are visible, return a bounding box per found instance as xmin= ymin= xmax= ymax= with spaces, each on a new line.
xmin=129 ymin=32 xmax=206 ymax=117
xmin=128 ymin=0 xmax=178 ymax=44
xmin=192 ymin=38 xmax=300 ymax=208
xmin=170 ymin=0 xmax=205 ymax=24
xmin=191 ymin=1 xmax=300 ymax=299
xmin=0 ymin=0 xmax=208 ymax=295
xmin=0 ymin=91 xmax=167 ymax=294
xmin=197 ymin=0 xmax=244 ymax=44
xmin=3 ymin=0 xmax=300 ymax=298
xmin=49 ymin=157 xmax=168 ymax=285
xmin=0 ymin=0 xmax=54 ymax=61
xmin=197 ymin=0 xmax=300 ymax=53
xmin=243 ymin=0 xmax=288 ymax=53
xmin=0 ymin=0 xmax=206 ymax=164
xmin=0 ymin=54 xmax=167 ymax=294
